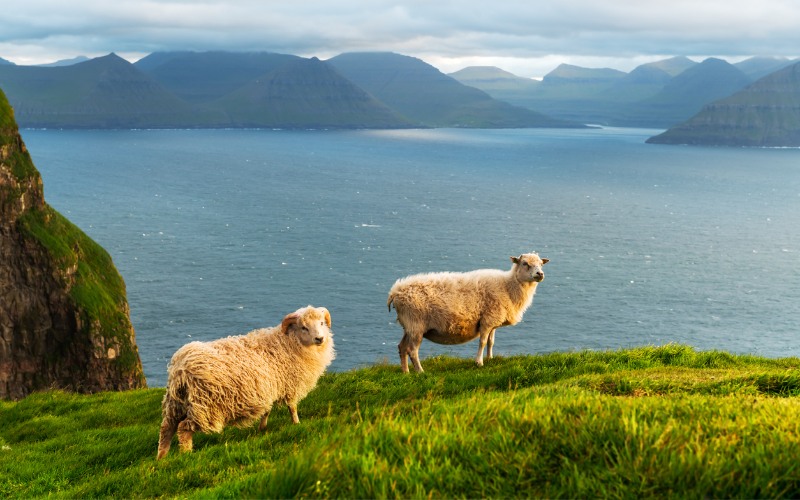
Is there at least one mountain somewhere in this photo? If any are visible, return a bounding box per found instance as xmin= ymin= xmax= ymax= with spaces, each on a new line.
xmin=136 ymin=51 xmax=411 ymax=128
xmin=734 ymin=56 xmax=795 ymax=81
xmin=0 ymin=53 xmax=197 ymax=128
xmin=327 ymin=52 xmax=583 ymax=128
xmin=542 ymin=64 xmax=627 ymax=84
xmin=0 ymin=88 xmax=146 ymax=399
xmin=38 ymin=56 xmax=91 ymax=67
xmin=207 ymin=56 xmax=412 ymax=128
xmin=446 ymin=56 xmax=756 ymax=128
xmin=447 ymin=66 xmax=545 ymax=118
xmin=646 ymin=61 xmax=800 ymax=146
xmin=0 ymin=51 xmax=411 ymax=129
xmin=501 ymin=63 xmax=661 ymax=125
xmin=623 ymin=58 xmax=753 ymax=128
xmin=601 ymin=65 xmax=674 ymax=104
xmin=639 ymin=56 xmax=697 ymax=77
xmin=135 ymin=51 xmax=303 ymax=103
xmin=0 ymin=57 xmax=14 ymax=66
xmin=450 ymin=63 xmax=653 ymax=125
xmin=448 ymin=66 xmax=541 ymax=93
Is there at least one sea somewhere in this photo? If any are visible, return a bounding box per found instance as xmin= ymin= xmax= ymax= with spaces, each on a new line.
xmin=20 ymin=127 xmax=800 ymax=387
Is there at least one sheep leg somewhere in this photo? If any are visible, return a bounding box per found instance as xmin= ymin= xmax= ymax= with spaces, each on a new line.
xmin=258 ymin=407 xmax=272 ymax=432
xmin=177 ymin=420 xmax=195 ymax=453
xmin=288 ymin=403 xmax=300 ymax=424
xmin=410 ymin=343 xmax=424 ymax=373
xmin=397 ymin=332 xmax=424 ymax=373
xmin=157 ymin=416 xmax=179 ymax=460
xmin=486 ymin=329 xmax=496 ymax=360
xmin=475 ymin=325 xmax=494 ymax=367
xmin=398 ymin=332 xmax=410 ymax=373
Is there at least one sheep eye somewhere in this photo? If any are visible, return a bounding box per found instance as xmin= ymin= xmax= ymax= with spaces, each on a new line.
xmin=301 ymin=326 xmax=309 ymax=333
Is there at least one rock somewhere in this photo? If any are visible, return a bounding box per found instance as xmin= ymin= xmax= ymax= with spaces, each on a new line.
xmin=0 ymin=88 xmax=146 ymax=400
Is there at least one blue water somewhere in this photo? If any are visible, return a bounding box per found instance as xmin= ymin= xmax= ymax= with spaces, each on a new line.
xmin=21 ymin=127 xmax=800 ymax=387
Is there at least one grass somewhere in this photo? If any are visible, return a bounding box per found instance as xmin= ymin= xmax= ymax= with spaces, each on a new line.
xmin=1 ymin=344 xmax=799 ymax=498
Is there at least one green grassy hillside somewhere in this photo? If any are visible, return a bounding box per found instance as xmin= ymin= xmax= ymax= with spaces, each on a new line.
xmin=2 ymin=345 xmax=799 ymax=498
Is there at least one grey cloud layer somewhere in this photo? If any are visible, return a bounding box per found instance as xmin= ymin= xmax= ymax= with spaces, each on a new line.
xmin=2 ymin=0 xmax=800 ymax=69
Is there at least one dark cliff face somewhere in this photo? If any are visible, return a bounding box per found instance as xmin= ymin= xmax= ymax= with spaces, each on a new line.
xmin=0 ymin=89 xmax=146 ymax=400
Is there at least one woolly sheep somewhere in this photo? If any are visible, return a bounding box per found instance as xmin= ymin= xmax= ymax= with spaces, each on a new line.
xmin=156 ymin=305 xmax=335 ymax=460
xmin=387 ymin=253 xmax=548 ymax=373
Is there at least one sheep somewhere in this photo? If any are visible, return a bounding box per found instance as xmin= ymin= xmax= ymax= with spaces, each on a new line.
xmin=156 ymin=305 xmax=335 ymax=460
xmin=387 ymin=253 xmax=548 ymax=373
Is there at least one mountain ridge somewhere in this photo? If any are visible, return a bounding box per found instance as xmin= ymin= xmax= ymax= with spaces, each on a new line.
xmin=1 ymin=50 xmax=580 ymax=129
xmin=328 ymin=52 xmax=581 ymax=128
xmin=647 ymin=61 xmax=800 ymax=146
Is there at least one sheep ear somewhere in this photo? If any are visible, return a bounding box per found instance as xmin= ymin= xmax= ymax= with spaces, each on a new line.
xmin=510 ymin=256 xmax=520 ymax=264
xmin=281 ymin=313 xmax=299 ymax=334
xmin=542 ymin=258 xmax=549 ymax=265
xmin=319 ymin=307 xmax=331 ymax=328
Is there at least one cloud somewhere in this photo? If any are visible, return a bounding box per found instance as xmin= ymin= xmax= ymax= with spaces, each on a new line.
xmin=2 ymin=0 xmax=799 ymax=76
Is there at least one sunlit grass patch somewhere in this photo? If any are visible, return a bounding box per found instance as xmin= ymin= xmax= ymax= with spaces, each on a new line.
xmin=2 ymin=345 xmax=799 ymax=498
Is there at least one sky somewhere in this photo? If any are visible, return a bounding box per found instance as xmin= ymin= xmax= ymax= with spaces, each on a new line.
xmin=2 ymin=0 xmax=800 ymax=78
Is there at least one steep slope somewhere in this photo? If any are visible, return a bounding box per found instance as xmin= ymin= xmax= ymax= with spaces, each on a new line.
xmin=541 ymin=64 xmax=627 ymax=86
xmin=449 ymin=66 xmax=541 ymax=91
xmin=39 ymin=56 xmax=91 ymax=67
xmin=448 ymin=66 xmax=542 ymax=111
xmin=0 ymin=58 xmax=14 ymax=66
xmin=135 ymin=51 xmax=302 ymax=103
xmin=647 ymin=61 xmax=800 ymax=146
xmin=0 ymin=89 xmax=146 ymax=399
xmin=507 ymin=63 xmax=666 ymax=124
xmin=639 ymin=56 xmax=697 ymax=77
xmin=0 ymin=53 xmax=195 ymax=128
xmin=626 ymin=58 xmax=753 ymax=128
xmin=208 ymin=57 xmax=412 ymax=128
xmin=328 ymin=52 xmax=581 ymax=128
xmin=603 ymin=65 xmax=673 ymax=103
xmin=734 ymin=56 xmax=795 ymax=81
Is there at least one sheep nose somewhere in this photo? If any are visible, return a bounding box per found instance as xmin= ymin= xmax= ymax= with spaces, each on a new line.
xmin=314 ymin=336 xmax=324 ymax=345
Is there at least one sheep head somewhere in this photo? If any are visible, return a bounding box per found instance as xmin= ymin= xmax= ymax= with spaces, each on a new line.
xmin=281 ymin=306 xmax=332 ymax=346
xmin=511 ymin=253 xmax=549 ymax=283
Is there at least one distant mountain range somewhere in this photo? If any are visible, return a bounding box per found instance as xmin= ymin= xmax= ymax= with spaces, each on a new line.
xmin=647 ymin=61 xmax=800 ymax=146
xmin=0 ymin=54 xmax=197 ymax=128
xmin=327 ymin=52 xmax=574 ymax=128
xmin=0 ymin=51 xmax=581 ymax=129
xmin=450 ymin=56 xmax=797 ymax=129
xmin=1 ymin=50 xmax=799 ymax=145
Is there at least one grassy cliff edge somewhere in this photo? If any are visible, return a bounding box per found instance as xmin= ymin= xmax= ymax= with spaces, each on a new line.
xmin=1 ymin=345 xmax=799 ymax=498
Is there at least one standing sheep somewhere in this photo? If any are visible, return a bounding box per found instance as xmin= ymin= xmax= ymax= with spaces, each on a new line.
xmin=388 ymin=253 xmax=548 ymax=373
xmin=156 ymin=305 xmax=335 ymax=460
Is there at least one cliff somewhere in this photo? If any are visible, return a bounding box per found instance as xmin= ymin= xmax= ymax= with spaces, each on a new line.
xmin=0 ymin=88 xmax=145 ymax=399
